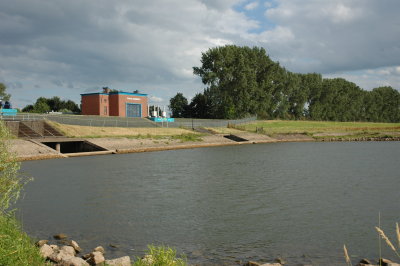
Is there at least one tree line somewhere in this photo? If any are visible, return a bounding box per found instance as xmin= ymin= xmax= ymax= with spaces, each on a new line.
xmin=169 ymin=45 xmax=400 ymax=122
xmin=22 ymin=96 xmax=80 ymax=113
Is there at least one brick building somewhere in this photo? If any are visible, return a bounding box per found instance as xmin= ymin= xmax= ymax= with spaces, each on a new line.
xmin=81 ymin=88 xmax=148 ymax=117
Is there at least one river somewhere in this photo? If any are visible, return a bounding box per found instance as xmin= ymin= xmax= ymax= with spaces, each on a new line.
xmin=18 ymin=142 xmax=400 ymax=265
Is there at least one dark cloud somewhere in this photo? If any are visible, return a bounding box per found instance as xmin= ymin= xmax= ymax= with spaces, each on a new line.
xmin=0 ymin=0 xmax=399 ymax=108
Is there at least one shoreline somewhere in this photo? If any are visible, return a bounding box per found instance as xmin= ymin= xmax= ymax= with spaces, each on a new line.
xmin=9 ymin=133 xmax=400 ymax=162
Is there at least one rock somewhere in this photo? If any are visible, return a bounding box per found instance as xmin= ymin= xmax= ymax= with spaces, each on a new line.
xmin=388 ymin=263 xmax=400 ymax=266
xmin=243 ymin=261 xmax=261 ymax=266
xmin=380 ymin=258 xmax=394 ymax=266
xmin=39 ymin=244 xmax=54 ymax=258
xmin=105 ymin=256 xmax=131 ymax=266
xmin=260 ymin=264 xmax=282 ymax=266
xmin=109 ymin=243 xmax=118 ymax=248
xmin=54 ymin=233 xmax=68 ymax=240
xmin=58 ymin=257 xmax=90 ymax=266
xmin=359 ymin=258 xmax=372 ymax=264
xmin=274 ymin=257 xmax=285 ymax=264
xmin=36 ymin=239 xmax=48 ymax=247
xmin=50 ymin=244 xmax=60 ymax=253
xmin=61 ymin=245 xmax=76 ymax=256
xmin=93 ymin=246 xmax=105 ymax=254
xmin=86 ymin=251 xmax=105 ymax=265
xmin=48 ymin=250 xmax=75 ymax=263
xmin=69 ymin=240 xmax=82 ymax=253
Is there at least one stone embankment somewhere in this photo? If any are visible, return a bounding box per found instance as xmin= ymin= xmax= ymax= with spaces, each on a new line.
xmin=38 ymin=235 xmax=132 ymax=265
xmin=35 ymin=234 xmax=400 ymax=266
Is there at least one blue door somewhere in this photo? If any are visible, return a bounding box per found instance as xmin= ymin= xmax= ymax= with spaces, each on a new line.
xmin=126 ymin=103 xmax=141 ymax=117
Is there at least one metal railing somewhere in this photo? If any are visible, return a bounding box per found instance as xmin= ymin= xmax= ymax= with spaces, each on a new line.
xmin=1 ymin=113 xmax=257 ymax=129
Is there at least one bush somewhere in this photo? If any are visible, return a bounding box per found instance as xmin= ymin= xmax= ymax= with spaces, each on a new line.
xmin=133 ymin=245 xmax=187 ymax=266
xmin=0 ymin=121 xmax=45 ymax=265
xmin=0 ymin=120 xmax=26 ymax=214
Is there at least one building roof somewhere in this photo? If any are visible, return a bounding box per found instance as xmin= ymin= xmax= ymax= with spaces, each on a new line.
xmin=81 ymin=91 xmax=148 ymax=97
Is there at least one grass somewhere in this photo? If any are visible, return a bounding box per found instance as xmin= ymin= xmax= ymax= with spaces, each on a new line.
xmin=48 ymin=121 xmax=201 ymax=139
xmin=133 ymin=245 xmax=187 ymax=266
xmin=234 ymin=120 xmax=400 ymax=139
xmin=0 ymin=215 xmax=47 ymax=265
xmin=0 ymin=120 xmax=46 ymax=265
xmin=344 ymin=221 xmax=400 ymax=265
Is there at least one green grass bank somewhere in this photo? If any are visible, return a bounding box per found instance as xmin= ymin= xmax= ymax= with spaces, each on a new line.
xmin=234 ymin=120 xmax=400 ymax=140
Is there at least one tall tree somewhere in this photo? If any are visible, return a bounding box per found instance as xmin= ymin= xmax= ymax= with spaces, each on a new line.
xmin=169 ymin=93 xmax=189 ymax=118
xmin=193 ymin=45 xmax=282 ymax=119
xmin=0 ymin=83 xmax=11 ymax=101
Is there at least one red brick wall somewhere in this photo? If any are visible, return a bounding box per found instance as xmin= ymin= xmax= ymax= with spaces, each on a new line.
xmin=109 ymin=94 xmax=120 ymax=116
xmin=99 ymin=95 xmax=109 ymax=116
xmin=81 ymin=94 xmax=101 ymax=115
xmin=82 ymin=93 xmax=148 ymax=117
xmin=117 ymin=94 xmax=148 ymax=117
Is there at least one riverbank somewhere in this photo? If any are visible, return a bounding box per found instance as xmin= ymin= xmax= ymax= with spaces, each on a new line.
xmin=6 ymin=120 xmax=400 ymax=161
xmin=8 ymin=131 xmax=400 ymax=161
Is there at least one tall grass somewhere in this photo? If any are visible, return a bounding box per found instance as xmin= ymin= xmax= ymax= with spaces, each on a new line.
xmin=133 ymin=245 xmax=187 ymax=266
xmin=0 ymin=120 xmax=46 ymax=265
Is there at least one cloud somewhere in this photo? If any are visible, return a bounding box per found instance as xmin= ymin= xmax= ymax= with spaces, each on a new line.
xmin=244 ymin=1 xmax=259 ymax=10
xmin=260 ymin=0 xmax=400 ymax=75
xmin=0 ymin=0 xmax=399 ymax=108
xmin=149 ymin=96 xmax=163 ymax=103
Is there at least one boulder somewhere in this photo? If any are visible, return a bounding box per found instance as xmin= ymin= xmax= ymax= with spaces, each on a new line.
xmin=54 ymin=233 xmax=68 ymax=240
xmin=243 ymin=261 xmax=261 ymax=266
xmin=260 ymin=264 xmax=282 ymax=266
xmin=58 ymin=257 xmax=90 ymax=266
xmin=86 ymin=251 xmax=105 ymax=265
xmin=93 ymin=246 xmax=105 ymax=254
xmin=50 ymin=244 xmax=60 ymax=253
xmin=36 ymin=239 xmax=48 ymax=247
xmin=380 ymin=258 xmax=394 ymax=266
xmin=69 ymin=240 xmax=82 ymax=253
xmin=39 ymin=244 xmax=54 ymax=258
xmin=274 ymin=257 xmax=285 ymax=264
xmin=61 ymin=245 xmax=76 ymax=256
xmin=105 ymin=256 xmax=131 ymax=266
xmin=48 ymin=250 xmax=75 ymax=263
xmin=359 ymin=258 xmax=372 ymax=264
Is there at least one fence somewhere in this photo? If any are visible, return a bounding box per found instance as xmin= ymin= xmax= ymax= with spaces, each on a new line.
xmin=1 ymin=113 xmax=257 ymax=129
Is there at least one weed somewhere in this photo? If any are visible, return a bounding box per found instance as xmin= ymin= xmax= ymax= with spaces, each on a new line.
xmin=133 ymin=245 xmax=187 ymax=266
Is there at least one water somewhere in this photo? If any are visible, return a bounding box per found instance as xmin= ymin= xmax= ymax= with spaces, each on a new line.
xmin=18 ymin=142 xmax=400 ymax=265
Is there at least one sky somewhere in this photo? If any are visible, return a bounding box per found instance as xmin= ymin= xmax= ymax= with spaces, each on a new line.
xmin=1 ymin=0 xmax=400 ymax=109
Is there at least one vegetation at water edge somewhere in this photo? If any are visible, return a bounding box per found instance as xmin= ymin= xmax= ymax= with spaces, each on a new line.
xmin=0 ymin=120 xmax=46 ymax=265
xmin=133 ymin=245 xmax=187 ymax=266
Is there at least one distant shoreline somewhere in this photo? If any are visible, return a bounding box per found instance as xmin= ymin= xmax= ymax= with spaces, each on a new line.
xmin=10 ymin=133 xmax=400 ymax=162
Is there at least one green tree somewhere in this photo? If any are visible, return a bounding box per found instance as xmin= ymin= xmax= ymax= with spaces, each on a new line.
xmin=188 ymin=93 xmax=211 ymax=118
xmin=0 ymin=83 xmax=11 ymax=102
xmin=169 ymin=93 xmax=189 ymax=118
xmin=193 ymin=45 xmax=283 ymax=119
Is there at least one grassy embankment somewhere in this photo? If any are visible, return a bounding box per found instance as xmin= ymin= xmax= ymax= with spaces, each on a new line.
xmin=50 ymin=120 xmax=400 ymax=142
xmin=232 ymin=120 xmax=400 ymax=140
xmin=0 ymin=120 xmax=47 ymax=265
xmin=49 ymin=121 xmax=203 ymax=142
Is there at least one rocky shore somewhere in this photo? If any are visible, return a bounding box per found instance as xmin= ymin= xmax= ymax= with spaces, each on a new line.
xmin=37 ymin=234 xmax=400 ymax=266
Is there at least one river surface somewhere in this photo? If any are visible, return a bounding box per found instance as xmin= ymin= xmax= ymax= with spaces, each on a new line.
xmin=18 ymin=142 xmax=400 ymax=265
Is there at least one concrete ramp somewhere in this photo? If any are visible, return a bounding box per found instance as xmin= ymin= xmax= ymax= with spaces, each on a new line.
xmin=4 ymin=120 xmax=64 ymax=138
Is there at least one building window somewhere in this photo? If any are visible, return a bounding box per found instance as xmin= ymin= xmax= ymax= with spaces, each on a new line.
xmin=104 ymin=106 xmax=107 ymax=115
